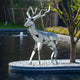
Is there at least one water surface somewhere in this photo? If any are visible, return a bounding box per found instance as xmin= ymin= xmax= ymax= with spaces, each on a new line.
xmin=0 ymin=34 xmax=80 ymax=80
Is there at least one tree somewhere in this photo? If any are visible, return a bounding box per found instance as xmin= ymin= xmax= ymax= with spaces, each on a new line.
xmin=0 ymin=0 xmax=12 ymax=24
xmin=49 ymin=0 xmax=80 ymax=63
xmin=9 ymin=0 xmax=41 ymax=8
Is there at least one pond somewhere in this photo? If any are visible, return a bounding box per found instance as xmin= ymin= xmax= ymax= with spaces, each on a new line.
xmin=0 ymin=32 xmax=80 ymax=80
xmin=8 ymin=73 xmax=80 ymax=80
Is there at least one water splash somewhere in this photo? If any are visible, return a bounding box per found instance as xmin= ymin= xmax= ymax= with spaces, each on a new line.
xmin=20 ymin=32 xmax=24 ymax=45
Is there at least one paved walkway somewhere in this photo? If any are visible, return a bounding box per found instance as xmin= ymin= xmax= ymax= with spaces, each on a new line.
xmin=58 ymin=34 xmax=80 ymax=45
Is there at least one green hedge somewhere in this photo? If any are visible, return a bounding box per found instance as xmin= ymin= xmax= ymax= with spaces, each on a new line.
xmin=45 ymin=27 xmax=80 ymax=37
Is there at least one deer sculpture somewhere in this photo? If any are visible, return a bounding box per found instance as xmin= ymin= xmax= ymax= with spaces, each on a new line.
xmin=24 ymin=6 xmax=58 ymax=65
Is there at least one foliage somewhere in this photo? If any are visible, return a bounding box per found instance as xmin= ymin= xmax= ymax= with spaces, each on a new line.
xmin=49 ymin=0 xmax=80 ymax=43
xmin=45 ymin=27 xmax=80 ymax=38
xmin=45 ymin=27 xmax=69 ymax=35
xmin=48 ymin=0 xmax=80 ymax=62
xmin=9 ymin=0 xmax=47 ymax=8
xmin=9 ymin=0 xmax=49 ymax=27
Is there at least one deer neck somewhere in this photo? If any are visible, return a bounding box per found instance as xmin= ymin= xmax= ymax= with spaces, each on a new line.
xmin=28 ymin=24 xmax=39 ymax=36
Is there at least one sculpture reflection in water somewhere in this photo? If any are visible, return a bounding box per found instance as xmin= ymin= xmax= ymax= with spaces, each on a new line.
xmin=24 ymin=6 xmax=58 ymax=65
xmin=10 ymin=74 xmax=75 ymax=80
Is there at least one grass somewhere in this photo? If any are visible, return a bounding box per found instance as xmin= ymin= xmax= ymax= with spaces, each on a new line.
xmin=0 ymin=22 xmax=44 ymax=30
xmin=0 ymin=22 xmax=44 ymax=31
xmin=45 ymin=27 xmax=80 ymax=38
xmin=0 ymin=23 xmax=26 ymax=29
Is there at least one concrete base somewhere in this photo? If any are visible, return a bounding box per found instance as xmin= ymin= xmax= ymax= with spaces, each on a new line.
xmin=9 ymin=59 xmax=80 ymax=72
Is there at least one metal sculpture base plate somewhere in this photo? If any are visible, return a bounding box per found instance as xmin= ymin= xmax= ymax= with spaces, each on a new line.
xmin=9 ymin=59 xmax=80 ymax=74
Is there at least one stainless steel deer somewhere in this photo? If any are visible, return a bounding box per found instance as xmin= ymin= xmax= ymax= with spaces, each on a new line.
xmin=24 ymin=6 xmax=58 ymax=65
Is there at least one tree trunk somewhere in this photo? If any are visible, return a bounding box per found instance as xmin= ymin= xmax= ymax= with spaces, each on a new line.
xmin=0 ymin=0 xmax=10 ymax=23
xmin=70 ymin=35 xmax=76 ymax=63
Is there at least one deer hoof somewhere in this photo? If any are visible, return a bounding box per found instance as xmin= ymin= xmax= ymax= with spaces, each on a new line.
xmin=54 ymin=60 xmax=58 ymax=65
xmin=28 ymin=61 xmax=32 ymax=65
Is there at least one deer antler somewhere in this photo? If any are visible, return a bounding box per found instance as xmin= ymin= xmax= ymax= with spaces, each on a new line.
xmin=33 ymin=5 xmax=50 ymax=21
xmin=26 ymin=5 xmax=50 ymax=21
xmin=26 ymin=6 xmax=37 ymax=18
xmin=41 ymin=5 xmax=50 ymax=17
xmin=26 ymin=7 xmax=31 ymax=18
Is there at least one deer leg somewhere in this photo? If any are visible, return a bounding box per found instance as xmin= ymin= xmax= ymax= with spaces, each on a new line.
xmin=51 ymin=51 xmax=54 ymax=63
xmin=51 ymin=49 xmax=58 ymax=64
xmin=37 ymin=42 xmax=42 ymax=65
xmin=29 ymin=43 xmax=37 ymax=64
xmin=54 ymin=49 xmax=58 ymax=64
xmin=48 ymin=41 xmax=58 ymax=64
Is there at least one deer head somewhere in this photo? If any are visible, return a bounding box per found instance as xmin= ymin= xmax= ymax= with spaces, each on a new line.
xmin=24 ymin=6 xmax=50 ymax=27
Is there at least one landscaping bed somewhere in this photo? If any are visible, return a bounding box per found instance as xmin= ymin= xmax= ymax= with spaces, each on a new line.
xmin=45 ymin=27 xmax=80 ymax=38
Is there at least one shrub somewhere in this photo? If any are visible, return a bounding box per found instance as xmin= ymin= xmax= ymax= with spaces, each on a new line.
xmin=45 ymin=27 xmax=80 ymax=37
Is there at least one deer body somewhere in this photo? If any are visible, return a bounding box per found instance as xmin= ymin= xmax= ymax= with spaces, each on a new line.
xmin=29 ymin=24 xmax=58 ymax=44
xmin=24 ymin=6 xmax=58 ymax=64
